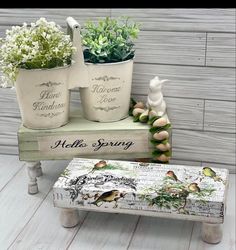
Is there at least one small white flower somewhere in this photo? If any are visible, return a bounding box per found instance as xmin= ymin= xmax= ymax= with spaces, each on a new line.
xmin=0 ymin=17 xmax=74 ymax=84
xmin=53 ymin=48 xmax=59 ymax=53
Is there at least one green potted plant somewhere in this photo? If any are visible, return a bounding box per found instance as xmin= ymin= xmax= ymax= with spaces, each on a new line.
xmin=73 ymin=16 xmax=140 ymax=122
xmin=0 ymin=18 xmax=78 ymax=129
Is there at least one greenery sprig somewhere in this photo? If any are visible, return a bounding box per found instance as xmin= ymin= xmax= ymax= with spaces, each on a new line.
xmin=81 ymin=17 xmax=140 ymax=63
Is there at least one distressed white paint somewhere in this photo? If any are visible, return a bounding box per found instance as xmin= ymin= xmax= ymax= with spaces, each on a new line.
xmin=201 ymin=223 xmax=223 ymax=244
xmin=53 ymin=158 xmax=229 ymax=223
xmin=60 ymin=208 xmax=80 ymax=228
xmin=26 ymin=161 xmax=41 ymax=194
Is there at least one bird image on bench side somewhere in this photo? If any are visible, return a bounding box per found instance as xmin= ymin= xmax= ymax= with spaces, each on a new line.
xmin=90 ymin=190 xmax=127 ymax=208
xmin=203 ymin=167 xmax=224 ymax=183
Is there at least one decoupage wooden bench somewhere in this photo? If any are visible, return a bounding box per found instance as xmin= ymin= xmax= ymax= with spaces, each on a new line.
xmin=53 ymin=158 xmax=229 ymax=244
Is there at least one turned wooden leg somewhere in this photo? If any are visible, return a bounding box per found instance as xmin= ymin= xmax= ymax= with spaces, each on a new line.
xmin=60 ymin=208 xmax=79 ymax=228
xmin=26 ymin=161 xmax=40 ymax=195
xmin=201 ymin=222 xmax=223 ymax=244
xmin=35 ymin=161 xmax=43 ymax=177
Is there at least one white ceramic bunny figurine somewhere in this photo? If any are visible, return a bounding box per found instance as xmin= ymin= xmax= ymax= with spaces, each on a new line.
xmin=146 ymin=76 xmax=169 ymax=116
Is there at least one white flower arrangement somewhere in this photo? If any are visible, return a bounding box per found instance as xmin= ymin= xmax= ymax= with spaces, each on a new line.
xmin=0 ymin=18 xmax=76 ymax=87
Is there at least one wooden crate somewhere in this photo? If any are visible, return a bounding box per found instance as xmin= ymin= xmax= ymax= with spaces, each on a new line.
xmin=18 ymin=109 xmax=171 ymax=161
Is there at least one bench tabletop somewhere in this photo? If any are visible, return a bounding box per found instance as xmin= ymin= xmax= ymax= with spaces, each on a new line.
xmin=53 ymin=158 xmax=229 ymax=223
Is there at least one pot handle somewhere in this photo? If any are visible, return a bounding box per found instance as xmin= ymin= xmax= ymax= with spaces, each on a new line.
xmin=66 ymin=17 xmax=89 ymax=89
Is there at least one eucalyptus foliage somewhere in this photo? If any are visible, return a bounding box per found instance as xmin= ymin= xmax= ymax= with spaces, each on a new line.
xmin=81 ymin=17 xmax=140 ymax=63
xmin=0 ymin=18 xmax=76 ymax=87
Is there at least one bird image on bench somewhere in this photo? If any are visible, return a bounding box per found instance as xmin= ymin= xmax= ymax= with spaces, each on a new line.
xmin=90 ymin=190 xmax=126 ymax=208
xmin=166 ymin=170 xmax=182 ymax=182
xmin=203 ymin=167 xmax=223 ymax=182
xmin=87 ymin=160 xmax=108 ymax=174
xmin=93 ymin=160 xmax=107 ymax=171
xmin=188 ymin=183 xmax=201 ymax=193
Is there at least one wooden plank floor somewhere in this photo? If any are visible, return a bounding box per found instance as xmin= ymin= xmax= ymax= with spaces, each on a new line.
xmin=0 ymin=154 xmax=235 ymax=250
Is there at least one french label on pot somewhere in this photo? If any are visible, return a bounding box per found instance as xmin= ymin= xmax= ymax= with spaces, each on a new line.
xmin=37 ymin=131 xmax=149 ymax=156
xmin=33 ymin=81 xmax=67 ymax=118
xmin=91 ymin=75 xmax=124 ymax=112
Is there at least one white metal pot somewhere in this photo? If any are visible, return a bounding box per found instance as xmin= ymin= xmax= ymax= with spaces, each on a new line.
xmin=67 ymin=17 xmax=134 ymax=122
xmin=80 ymin=59 xmax=134 ymax=122
xmin=14 ymin=17 xmax=87 ymax=130
xmin=15 ymin=66 xmax=72 ymax=129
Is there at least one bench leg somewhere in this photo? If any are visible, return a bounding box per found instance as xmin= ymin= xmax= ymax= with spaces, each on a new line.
xmin=60 ymin=208 xmax=80 ymax=228
xmin=26 ymin=161 xmax=41 ymax=195
xmin=201 ymin=222 xmax=223 ymax=244
xmin=35 ymin=162 xmax=43 ymax=177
